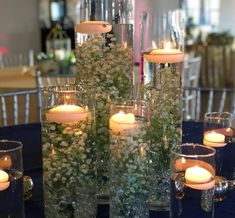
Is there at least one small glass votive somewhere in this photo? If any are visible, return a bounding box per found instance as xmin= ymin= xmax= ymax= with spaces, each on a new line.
xmin=0 ymin=140 xmax=24 ymax=218
xmin=203 ymin=112 xmax=234 ymax=177
xmin=109 ymin=99 xmax=150 ymax=218
xmin=170 ymin=144 xmax=216 ymax=218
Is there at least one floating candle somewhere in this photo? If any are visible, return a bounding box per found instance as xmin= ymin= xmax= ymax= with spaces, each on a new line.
xmin=109 ymin=111 xmax=139 ymax=134
xmin=175 ymin=158 xmax=215 ymax=175
xmin=46 ymin=104 xmax=88 ymax=124
xmin=144 ymin=49 xmax=184 ymax=63
xmin=75 ymin=21 xmax=112 ymax=34
xmin=185 ymin=166 xmax=215 ymax=190
xmin=144 ymin=41 xmax=184 ymax=63
xmin=0 ymin=169 xmax=10 ymax=191
xmin=203 ymin=131 xmax=226 ymax=147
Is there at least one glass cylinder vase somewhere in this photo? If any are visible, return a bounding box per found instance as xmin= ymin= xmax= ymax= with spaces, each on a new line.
xmin=170 ymin=144 xmax=216 ymax=218
xmin=109 ymin=99 xmax=150 ymax=217
xmin=41 ymin=85 xmax=96 ymax=218
xmin=74 ymin=0 xmax=135 ymax=199
xmin=203 ymin=112 xmax=234 ymax=179
xmin=139 ymin=10 xmax=184 ymax=210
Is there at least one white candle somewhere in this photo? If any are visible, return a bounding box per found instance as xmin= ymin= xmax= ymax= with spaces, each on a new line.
xmin=175 ymin=158 xmax=214 ymax=175
xmin=185 ymin=166 xmax=215 ymax=190
xmin=144 ymin=49 xmax=184 ymax=63
xmin=144 ymin=41 xmax=184 ymax=63
xmin=75 ymin=21 xmax=112 ymax=34
xmin=0 ymin=169 xmax=10 ymax=191
xmin=203 ymin=131 xmax=226 ymax=147
xmin=109 ymin=111 xmax=139 ymax=134
xmin=54 ymin=49 xmax=66 ymax=61
xmin=46 ymin=104 xmax=88 ymax=124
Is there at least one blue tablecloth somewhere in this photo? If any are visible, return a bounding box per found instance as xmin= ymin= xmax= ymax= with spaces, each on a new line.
xmin=0 ymin=121 xmax=234 ymax=218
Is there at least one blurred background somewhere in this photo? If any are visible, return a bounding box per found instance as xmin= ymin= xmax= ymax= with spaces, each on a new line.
xmin=0 ymin=0 xmax=235 ymax=124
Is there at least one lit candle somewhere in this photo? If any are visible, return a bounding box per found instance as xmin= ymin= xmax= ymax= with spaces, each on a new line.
xmin=0 ymin=169 xmax=10 ymax=191
xmin=54 ymin=49 xmax=66 ymax=61
xmin=75 ymin=21 xmax=112 ymax=34
xmin=144 ymin=41 xmax=184 ymax=63
xmin=175 ymin=158 xmax=214 ymax=175
xmin=109 ymin=111 xmax=139 ymax=134
xmin=46 ymin=104 xmax=88 ymax=124
xmin=185 ymin=166 xmax=215 ymax=190
xmin=203 ymin=131 xmax=226 ymax=147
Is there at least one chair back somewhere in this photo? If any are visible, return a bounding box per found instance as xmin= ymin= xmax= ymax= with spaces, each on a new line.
xmin=183 ymin=56 xmax=201 ymax=88
xmin=0 ymin=89 xmax=40 ymax=126
xmin=0 ymin=50 xmax=34 ymax=68
xmin=183 ymin=87 xmax=235 ymax=121
xmin=183 ymin=56 xmax=202 ymax=120
xmin=35 ymin=71 xmax=76 ymax=88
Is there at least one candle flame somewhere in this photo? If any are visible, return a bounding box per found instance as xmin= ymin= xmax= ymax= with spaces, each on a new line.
xmin=152 ymin=41 xmax=157 ymax=49
xmin=164 ymin=41 xmax=171 ymax=50
xmin=118 ymin=111 xmax=125 ymax=118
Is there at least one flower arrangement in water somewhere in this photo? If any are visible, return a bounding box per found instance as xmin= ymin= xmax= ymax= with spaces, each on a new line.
xmin=108 ymin=104 xmax=150 ymax=217
xmin=144 ymin=64 xmax=182 ymax=208
xmin=109 ymin=128 xmax=150 ymax=217
xmin=42 ymin=117 xmax=96 ymax=218
xmin=75 ymin=33 xmax=132 ymax=195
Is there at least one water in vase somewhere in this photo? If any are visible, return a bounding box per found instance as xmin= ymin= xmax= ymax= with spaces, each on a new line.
xmin=140 ymin=53 xmax=182 ymax=209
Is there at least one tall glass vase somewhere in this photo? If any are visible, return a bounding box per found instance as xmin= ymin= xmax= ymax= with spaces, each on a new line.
xmin=139 ymin=10 xmax=184 ymax=210
xmin=41 ymin=85 xmax=96 ymax=218
xmin=109 ymin=99 xmax=150 ymax=217
xmin=74 ymin=0 xmax=134 ymax=199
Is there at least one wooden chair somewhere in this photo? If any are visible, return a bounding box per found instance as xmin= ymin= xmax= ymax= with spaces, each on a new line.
xmin=183 ymin=56 xmax=202 ymax=120
xmin=0 ymin=50 xmax=34 ymax=68
xmin=0 ymin=89 xmax=40 ymax=126
xmin=183 ymin=87 xmax=235 ymax=121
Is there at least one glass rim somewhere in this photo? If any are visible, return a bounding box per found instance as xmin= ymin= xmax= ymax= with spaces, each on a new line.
xmin=0 ymin=140 xmax=23 ymax=152
xmin=171 ymin=143 xmax=216 ymax=158
xmin=110 ymin=99 xmax=147 ymax=106
xmin=204 ymin=112 xmax=234 ymax=120
xmin=42 ymin=84 xmax=94 ymax=93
